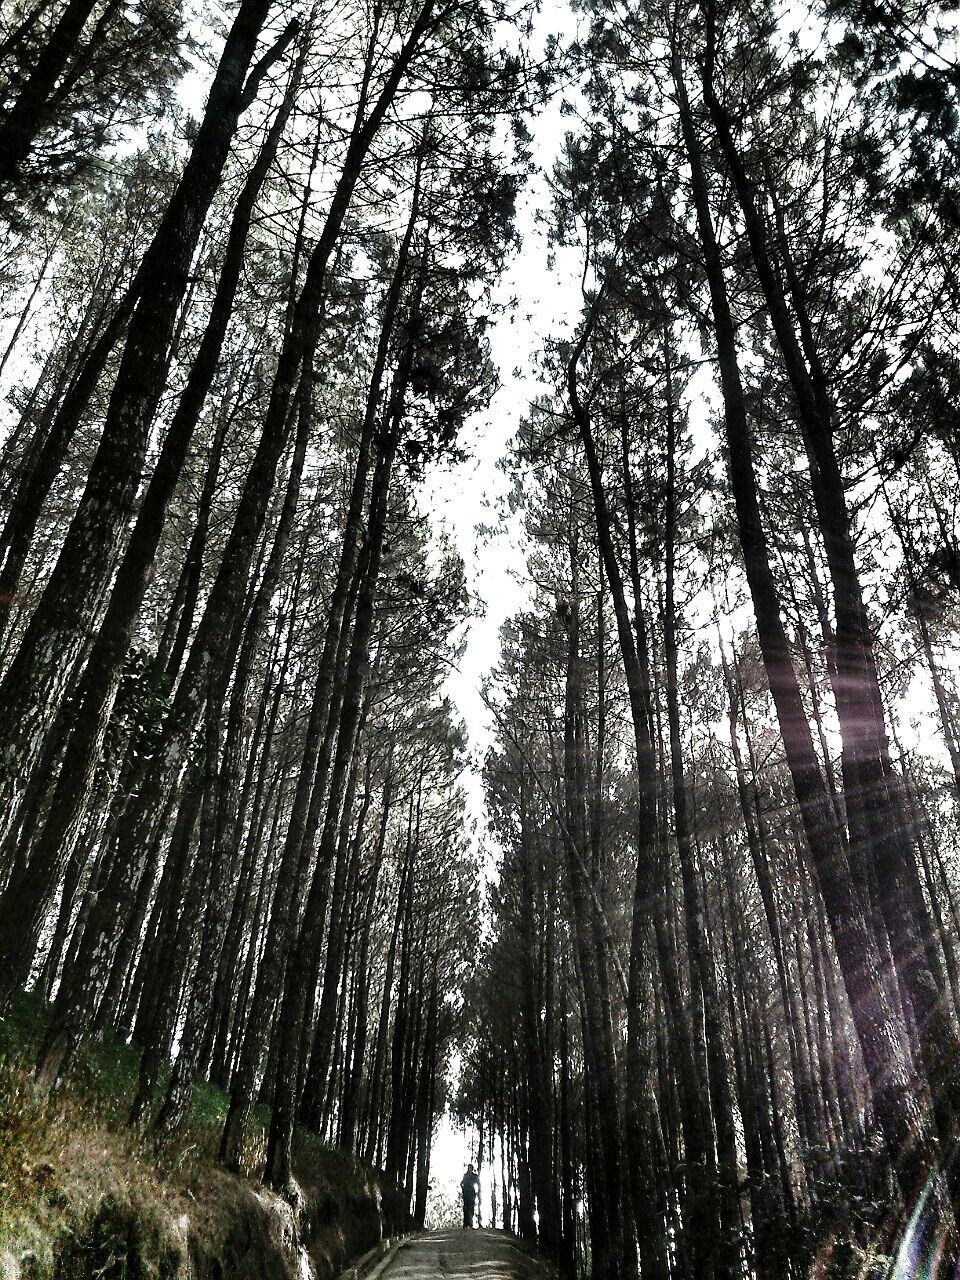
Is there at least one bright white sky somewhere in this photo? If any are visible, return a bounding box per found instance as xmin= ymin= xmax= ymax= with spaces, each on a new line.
xmin=419 ymin=0 xmax=583 ymax=854
xmin=416 ymin=2 xmax=586 ymax=1211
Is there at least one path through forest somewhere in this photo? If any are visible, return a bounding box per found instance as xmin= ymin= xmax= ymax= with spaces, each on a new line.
xmin=362 ymin=1231 xmax=549 ymax=1280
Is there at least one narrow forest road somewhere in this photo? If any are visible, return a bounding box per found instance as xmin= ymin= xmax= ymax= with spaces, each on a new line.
xmin=360 ymin=1230 xmax=550 ymax=1280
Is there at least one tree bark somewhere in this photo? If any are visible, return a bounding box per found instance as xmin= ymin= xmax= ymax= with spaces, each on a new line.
xmin=0 ymin=63 xmax=303 ymax=1000
xmin=672 ymin=38 xmax=930 ymax=1202
xmin=0 ymin=0 xmax=276 ymax=843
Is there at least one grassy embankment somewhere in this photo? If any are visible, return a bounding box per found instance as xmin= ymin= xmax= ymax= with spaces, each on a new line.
xmin=0 ymin=993 xmax=409 ymax=1280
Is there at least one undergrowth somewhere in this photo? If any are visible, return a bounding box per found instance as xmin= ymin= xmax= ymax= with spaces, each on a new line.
xmin=0 ymin=992 xmax=398 ymax=1280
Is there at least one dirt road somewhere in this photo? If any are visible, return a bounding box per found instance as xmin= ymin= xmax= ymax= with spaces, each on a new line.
xmin=360 ymin=1229 xmax=548 ymax=1280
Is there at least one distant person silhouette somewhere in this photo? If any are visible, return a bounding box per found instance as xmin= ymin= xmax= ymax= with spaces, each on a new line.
xmin=461 ymin=1163 xmax=480 ymax=1228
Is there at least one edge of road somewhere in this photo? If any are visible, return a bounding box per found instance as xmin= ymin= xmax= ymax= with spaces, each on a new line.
xmin=338 ymin=1231 xmax=422 ymax=1280
xmin=336 ymin=1227 xmax=558 ymax=1280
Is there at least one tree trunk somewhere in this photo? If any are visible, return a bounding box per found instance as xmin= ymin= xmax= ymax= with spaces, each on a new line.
xmin=0 ymin=67 xmax=302 ymax=1000
xmin=0 ymin=0 xmax=102 ymax=183
xmin=672 ymin=38 xmax=929 ymax=1202
xmin=265 ymin=432 xmax=397 ymax=1189
xmin=0 ymin=0 xmax=277 ymax=843
xmin=699 ymin=16 xmax=960 ymax=1194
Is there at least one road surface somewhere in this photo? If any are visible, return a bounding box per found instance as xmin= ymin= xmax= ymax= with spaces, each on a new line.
xmin=361 ymin=1229 xmax=549 ymax=1280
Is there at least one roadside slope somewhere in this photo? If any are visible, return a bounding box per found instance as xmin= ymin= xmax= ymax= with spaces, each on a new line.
xmin=0 ymin=996 xmax=410 ymax=1280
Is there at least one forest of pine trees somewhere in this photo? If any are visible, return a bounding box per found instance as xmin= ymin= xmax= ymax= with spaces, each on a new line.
xmin=1 ymin=0 xmax=959 ymax=1275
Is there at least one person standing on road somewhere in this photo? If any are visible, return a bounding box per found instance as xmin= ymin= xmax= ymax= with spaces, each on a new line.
xmin=460 ymin=1164 xmax=480 ymax=1228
